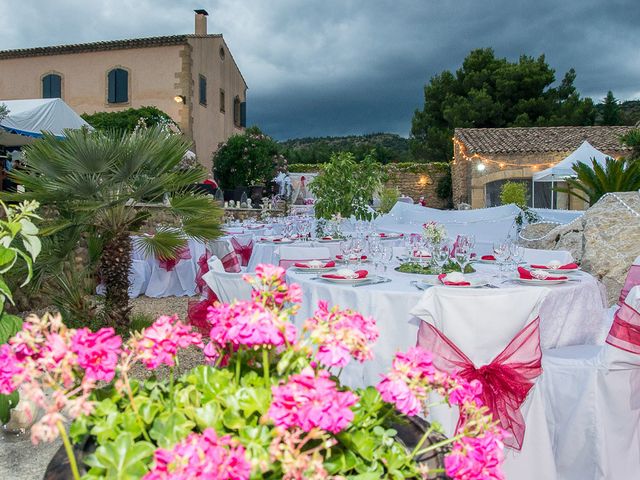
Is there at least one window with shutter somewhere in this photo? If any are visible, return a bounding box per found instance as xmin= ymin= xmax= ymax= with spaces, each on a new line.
xmin=107 ymin=68 xmax=129 ymax=104
xmin=233 ymin=96 xmax=241 ymax=127
xmin=240 ymin=102 xmax=247 ymax=128
xmin=219 ymin=89 xmax=225 ymax=113
xmin=199 ymin=75 xmax=207 ymax=106
xmin=42 ymin=74 xmax=62 ymax=98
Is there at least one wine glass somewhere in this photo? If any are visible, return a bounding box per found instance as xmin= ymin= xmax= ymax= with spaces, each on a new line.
xmin=493 ymin=241 xmax=511 ymax=279
xmin=381 ymin=246 xmax=393 ymax=275
xmin=510 ymin=243 xmax=525 ymax=267
xmin=352 ymin=237 xmax=365 ymax=265
xmin=434 ymin=245 xmax=450 ymax=274
xmin=455 ymin=244 xmax=470 ymax=274
xmin=339 ymin=239 xmax=352 ymax=262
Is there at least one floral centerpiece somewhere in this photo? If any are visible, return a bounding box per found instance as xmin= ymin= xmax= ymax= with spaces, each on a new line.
xmin=0 ymin=264 xmax=505 ymax=480
xmin=422 ymin=221 xmax=448 ymax=246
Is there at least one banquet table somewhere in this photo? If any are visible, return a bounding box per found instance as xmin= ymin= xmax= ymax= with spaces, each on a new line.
xmin=286 ymin=262 xmax=608 ymax=389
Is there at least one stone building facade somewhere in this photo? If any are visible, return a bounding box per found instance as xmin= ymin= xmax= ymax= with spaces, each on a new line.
xmin=0 ymin=10 xmax=247 ymax=171
xmin=452 ymin=126 xmax=635 ymax=209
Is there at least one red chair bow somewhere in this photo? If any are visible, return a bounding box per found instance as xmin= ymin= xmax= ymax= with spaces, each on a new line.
xmin=158 ymin=245 xmax=192 ymax=272
xmin=606 ymin=302 xmax=640 ymax=355
xmin=195 ymin=250 xmax=212 ymax=296
xmin=221 ymin=251 xmax=241 ymax=273
xmin=230 ymin=237 xmax=254 ymax=267
xmin=619 ymin=264 xmax=640 ymax=306
xmin=417 ymin=318 xmax=542 ymax=450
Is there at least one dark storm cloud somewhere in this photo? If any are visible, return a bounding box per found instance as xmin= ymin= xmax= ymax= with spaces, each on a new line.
xmin=1 ymin=0 xmax=638 ymax=139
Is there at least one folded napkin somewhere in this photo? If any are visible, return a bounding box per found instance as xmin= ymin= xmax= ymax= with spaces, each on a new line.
xmin=322 ymin=270 xmax=368 ymax=280
xmin=412 ymin=250 xmax=431 ymax=258
xmin=261 ymin=237 xmax=285 ymax=242
xmin=335 ymin=255 xmax=368 ymax=260
xmin=530 ymin=263 xmax=579 ymax=270
xmin=517 ymin=267 xmax=567 ymax=281
xmin=294 ymin=261 xmax=336 ymax=268
xmin=437 ymin=273 xmax=471 ymax=286
xmin=321 ymin=236 xmax=334 ymax=240
xmin=379 ymin=233 xmax=403 ymax=238
xmin=481 ymin=255 xmax=496 ymax=261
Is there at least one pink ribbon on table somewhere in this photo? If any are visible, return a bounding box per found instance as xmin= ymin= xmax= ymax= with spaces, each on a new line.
xmin=619 ymin=264 xmax=640 ymax=306
xmin=417 ymin=318 xmax=543 ymax=450
xmin=230 ymin=237 xmax=254 ymax=267
xmin=221 ymin=251 xmax=241 ymax=273
xmin=606 ymin=301 xmax=640 ymax=355
xmin=158 ymin=245 xmax=192 ymax=272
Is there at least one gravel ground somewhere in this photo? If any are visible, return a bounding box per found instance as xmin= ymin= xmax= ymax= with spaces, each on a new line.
xmin=1 ymin=295 xmax=204 ymax=480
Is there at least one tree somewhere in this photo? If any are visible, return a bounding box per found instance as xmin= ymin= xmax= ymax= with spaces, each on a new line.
xmin=600 ymin=91 xmax=621 ymax=125
xmin=6 ymin=127 xmax=222 ymax=330
xmin=0 ymin=103 xmax=8 ymax=123
xmin=411 ymin=48 xmax=596 ymax=162
xmin=81 ymin=106 xmax=179 ymax=133
xmin=556 ymin=156 xmax=640 ymax=205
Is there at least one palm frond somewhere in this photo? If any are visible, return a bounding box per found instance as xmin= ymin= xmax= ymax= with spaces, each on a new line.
xmin=134 ymin=230 xmax=187 ymax=260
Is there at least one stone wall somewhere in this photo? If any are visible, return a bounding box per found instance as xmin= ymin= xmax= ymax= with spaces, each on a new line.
xmin=519 ymin=192 xmax=640 ymax=305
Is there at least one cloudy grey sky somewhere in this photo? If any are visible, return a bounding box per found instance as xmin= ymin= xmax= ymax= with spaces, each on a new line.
xmin=1 ymin=0 xmax=638 ymax=140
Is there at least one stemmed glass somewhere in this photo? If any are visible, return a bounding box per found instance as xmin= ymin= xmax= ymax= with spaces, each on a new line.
xmin=381 ymin=246 xmax=393 ymax=275
xmin=493 ymin=240 xmax=511 ymax=279
xmin=339 ymin=238 xmax=352 ymax=263
xmin=433 ymin=245 xmax=450 ymax=274
xmin=510 ymin=243 xmax=525 ymax=268
xmin=351 ymin=237 xmax=365 ymax=265
xmin=455 ymin=244 xmax=470 ymax=274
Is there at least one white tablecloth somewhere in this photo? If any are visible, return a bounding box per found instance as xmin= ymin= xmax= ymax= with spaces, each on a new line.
xmin=286 ymin=263 xmax=607 ymax=389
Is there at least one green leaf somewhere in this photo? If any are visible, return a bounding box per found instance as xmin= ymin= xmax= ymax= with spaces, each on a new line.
xmin=21 ymin=234 xmax=41 ymax=261
xmin=193 ymin=401 xmax=222 ymax=431
xmin=149 ymin=411 xmax=195 ymax=449
xmin=19 ymin=219 xmax=38 ymax=235
xmin=84 ymin=432 xmax=155 ymax=479
xmin=0 ymin=391 xmax=19 ymax=424
xmin=0 ymin=246 xmax=17 ymax=271
xmin=14 ymin=249 xmax=33 ymax=287
xmin=0 ymin=314 xmax=23 ymax=344
xmin=0 ymin=277 xmax=14 ymax=306
xmin=222 ymin=408 xmax=246 ymax=430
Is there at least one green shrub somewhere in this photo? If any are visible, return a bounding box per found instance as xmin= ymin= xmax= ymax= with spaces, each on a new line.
xmin=82 ymin=106 xmax=178 ymax=133
xmin=213 ymin=128 xmax=281 ymax=189
xmin=500 ymin=181 xmax=528 ymax=207
xmin=379 ymin=186 xmax=400 ymax=213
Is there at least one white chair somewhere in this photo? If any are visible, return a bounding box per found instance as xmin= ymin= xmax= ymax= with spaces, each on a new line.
xmin=144 ymin=245 xmax=197 ymax=298
xmin=522 ymin=248 xmax=573 ymax=266
xmin=202 ymin=255 xmax=254 ymax=303
xmin=541 ymin=286 xmax=640 ymax=480
xmin=411 ymin=287 xmax=557 ymax=480
xmin=278 ymin=246 xmax=331 ymax=269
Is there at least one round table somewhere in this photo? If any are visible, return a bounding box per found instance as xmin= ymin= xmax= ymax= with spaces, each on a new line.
xmin=286 ymin=262 xmax=608 ymax=389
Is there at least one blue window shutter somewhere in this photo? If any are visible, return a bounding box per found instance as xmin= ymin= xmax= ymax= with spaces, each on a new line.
xmin=240 ymin=102 xmax=247 ymax=127
xmin=42 ymin=75 xmax=51 ymax=98
xmin=199 ymin=75 xmax=207 ymax=105
xmin=115 ymin=69 xmax=128 ymax=103
xmin=50 ymin=75 xmax=61 ymax=98
xmin=108 ymin=70 xmax=117 ymax=103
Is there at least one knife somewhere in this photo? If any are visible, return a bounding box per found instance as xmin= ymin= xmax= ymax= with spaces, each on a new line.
xmin=352 ymin=277 xmax=392 ymax=288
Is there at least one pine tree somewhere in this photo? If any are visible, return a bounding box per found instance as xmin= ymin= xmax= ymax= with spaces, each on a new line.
xmin=601 ymin=91 xmax=621 ymax=125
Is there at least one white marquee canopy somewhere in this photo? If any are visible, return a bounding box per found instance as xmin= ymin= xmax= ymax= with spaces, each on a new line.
xmin=533 ymin=140 xmax=613 ymax=183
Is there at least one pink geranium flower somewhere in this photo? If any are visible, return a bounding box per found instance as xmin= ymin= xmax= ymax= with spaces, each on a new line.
xmin=71 ymin=327 xmax=122 ymax=383
xmin=132 ymin=315 xmax=203 ymax=370
xmin=0 ymin=344 xmax=23 ymax=394
xmin=143 ymin=428 xmax=251 ymax=480
xmin=267 ymin=367 xmax=358 ymax=434
xmin=444 ymin=432 xmax=506 ymax=480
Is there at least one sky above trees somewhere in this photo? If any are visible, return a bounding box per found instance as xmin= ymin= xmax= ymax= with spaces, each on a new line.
xmin=1 ymin=0 xmax=638 ymax=139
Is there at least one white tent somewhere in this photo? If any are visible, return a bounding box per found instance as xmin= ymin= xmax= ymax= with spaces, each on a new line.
xmin=532 ymin=140 xmax=612 ymax=209
xmin=0 ymin=98 xmax=91 ymax=147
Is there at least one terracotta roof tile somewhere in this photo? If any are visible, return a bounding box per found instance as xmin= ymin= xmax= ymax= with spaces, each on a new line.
xmin=0 ymin=34 xmax=221 ymax=59
xmin=455 ymin=126 xmax=635 ymax=154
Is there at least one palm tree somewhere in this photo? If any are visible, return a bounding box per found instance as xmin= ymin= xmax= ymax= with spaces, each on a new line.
xmin=556 ymin=156 xmax=640 ymax=206
xmin=5 ymin=127 xmax=222 ymax=330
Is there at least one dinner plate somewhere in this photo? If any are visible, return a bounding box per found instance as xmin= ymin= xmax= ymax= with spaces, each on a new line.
xmin=317 ymin=238 xmax=341 ymax=243
xmin=292 ymin=266 xmax=336 ymax=273
xmin=474 ymin=259 xmax=497 ymax=264
xmin=320 ymin=275 xmax=371 ymax=284
xmin=260 ymin=239 xmax=294 ymax=244
xmin=378 ymin=233 xmax=403 ymax=240
xmin=516 ymin=278 xmax=568 ymax=285
xmin=421 ymin=277 xmax=489 ymax=288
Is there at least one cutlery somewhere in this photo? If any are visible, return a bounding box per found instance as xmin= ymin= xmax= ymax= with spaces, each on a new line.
xmin=410 ymin=280 xmax=432 ymax=291
xmin=352 ymin=277 xmax=392 ymax=288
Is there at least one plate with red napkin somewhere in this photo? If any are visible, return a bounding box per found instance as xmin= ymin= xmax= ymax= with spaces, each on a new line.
xmin=377 ymin=232 xmax=404 ymax=240
xmin=321 ymin=269 xmax=369 ymax=283
xmin=292 ymin=260 xmax=336 ymax=272
xmin=259 ymin=236 xmax=294 ymax=244
xmin=527 ymin=262 xmax=580 ymax=273
xmin=475 ymin=255 xmax=497 ymax=264
xmin=517 ymin=267 xmax=568 ymax=285
xmin=436 ymin=272 xmax=487 ymax=288
xmin=318 ymin=236 xmax=340 ymax=243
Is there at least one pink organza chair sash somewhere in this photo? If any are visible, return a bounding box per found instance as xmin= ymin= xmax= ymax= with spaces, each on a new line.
xmin=158 ymin=245 xmax=192 ymax=272
xmin=221 ymin=252 xmax=241 ymax=273
xmin=195 ymin=250 xmax=212 ymax=296
xmin=230 ymin=237 xmax=254 ymax=267
xmin=606 ymin=302 xmax=640 ymax=355
xmin=619 ymin=264 xmax=640 ymax=306
xmin=417 ymin=318 xmax=543 ymax=450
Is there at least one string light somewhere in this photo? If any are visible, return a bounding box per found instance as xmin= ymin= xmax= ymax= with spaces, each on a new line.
xmin=453 ymin=138 xmax=561 ymax=169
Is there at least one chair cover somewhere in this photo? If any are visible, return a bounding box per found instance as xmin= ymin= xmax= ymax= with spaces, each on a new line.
xmin=412 ymin=287 xmax=556 ymax=479
xmin=229 ymin=234 xmax=255 ymax=267
xmin=541 ymin=286 xmax=640 ymax=480
xmin=278 ymin=246 xmax=331 ymax=269
xmin=129 ymin=259 xmax=151 ymax=298
xmin=522 ymin=248 xmax=573 ymax=266
xmin=202 ymin=268 xmax=253 ymax=304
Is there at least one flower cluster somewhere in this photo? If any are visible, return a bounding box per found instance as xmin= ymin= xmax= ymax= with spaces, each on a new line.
xmin=304 ymin=300 xmax=378 ymax=368
xmin=269 ymin=427 xmax=335 ymax=480
xmin=422 ymin=221 xmax=447 ymax=245
xmin=129 ymin=315 xmax=203 ymax=370
xmin=246 ymin=263 xmax=303 ymax=310
xmin=3 ymin=314 xmax=122 ymax=443
xmin=376 ymin=347 xmax=437 ymax=416
xmin=143 ymin=428 xmax=251 ymax=480
xmin=268 ymin=367 xmax=358 ymax=434
xmin=444 ymin=433 xmax=507 ymax=480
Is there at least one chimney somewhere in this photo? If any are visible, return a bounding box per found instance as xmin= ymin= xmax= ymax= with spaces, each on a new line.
xmin=194 ymin=9 xmax=208 ymax=35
